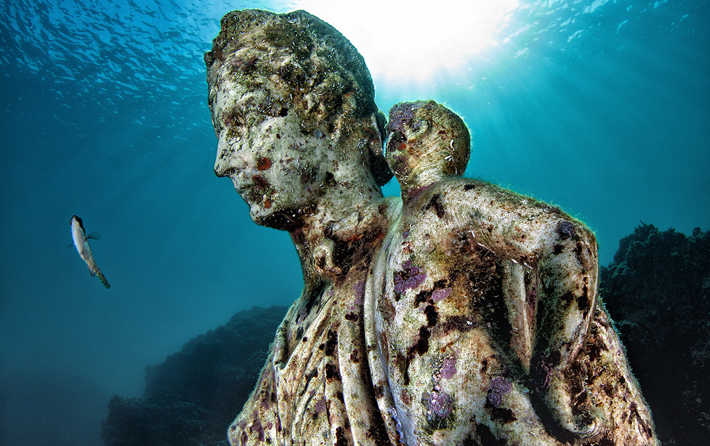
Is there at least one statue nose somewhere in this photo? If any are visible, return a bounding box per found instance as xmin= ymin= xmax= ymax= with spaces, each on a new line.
xmin=214 ymin=137 xmax=242 ymax=177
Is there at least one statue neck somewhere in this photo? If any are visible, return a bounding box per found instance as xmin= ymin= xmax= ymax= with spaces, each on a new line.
xmin=288 ymin=182 xmax=395 ymax=293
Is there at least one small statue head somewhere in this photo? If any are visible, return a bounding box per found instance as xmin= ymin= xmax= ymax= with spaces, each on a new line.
xmin=205 ymin=10 xmax=391 ymax=230
xmin=386 ymin=100 xmax=471 ymax=200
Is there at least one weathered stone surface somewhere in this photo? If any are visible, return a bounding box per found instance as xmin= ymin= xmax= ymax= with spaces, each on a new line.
xmin=366 ymin=101 xmax=655 ymax=445
xmin=204 ymin=9 xmax=657 ymax=446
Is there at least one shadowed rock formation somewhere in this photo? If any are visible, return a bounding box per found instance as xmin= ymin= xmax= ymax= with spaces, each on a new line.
xmin=101 ymin=306 xmax=287 ymax=446
xmin=601 ymin=223 xmax=710 ymax=446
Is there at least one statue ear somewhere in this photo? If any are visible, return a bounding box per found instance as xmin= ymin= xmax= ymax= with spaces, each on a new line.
xmin=371 ymin=111 xmax=393 ymax=186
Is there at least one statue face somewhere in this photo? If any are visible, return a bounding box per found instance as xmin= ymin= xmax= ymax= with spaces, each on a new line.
xmin=211 ymin=76 xmax=334 ymax=229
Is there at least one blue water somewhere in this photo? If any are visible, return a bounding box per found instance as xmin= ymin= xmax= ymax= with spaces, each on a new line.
xmin=0 ymin=1 xmax=707 ymax=444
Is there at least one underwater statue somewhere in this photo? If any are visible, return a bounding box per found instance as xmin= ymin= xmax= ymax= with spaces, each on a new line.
xmin=205 ymin=9 xmax=657 ymax=446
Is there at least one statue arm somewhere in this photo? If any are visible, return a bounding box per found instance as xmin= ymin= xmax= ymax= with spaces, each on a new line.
xmin=447 ymin=179 xmax=600 ymax=436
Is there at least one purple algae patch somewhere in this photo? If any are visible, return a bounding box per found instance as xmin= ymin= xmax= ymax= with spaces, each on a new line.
xmin=432 ymin=287 xmax=453 ymax=301
xmin=427 ymin=390 xmax=454 ymax=419
xmin=404 ymin=273 xmax=426 ymax=290
xmin=250 ymin=412 xmax=265 ymax=441
xmin=314 ymin=397 xmax=326 ymax=414
xmin=413 ymin=273 xmax=426 ymax=287
xmin=487 ymin=376 xmax=513 ymax=408
xmin=347 ymin=296 xmax=363 ymax=318
xmin=394 ymin=275 xmax=405 ymax=293
xmin=394 ymin=260 xmax=427 ymax=295
xmin=491 ymin=376 xmax=513 ymax=393
xmin=556 ymin=220 xmax=577 ymax=240
xmin=441 ymin=356 xmax=457 ymax=379
xmin=353 ymin=280 xmax=365 ymax=298
xmin=404 ymin=275 xmax=418 ymax=290
xmin=488 ymin=391 xmax=503 ymax=408
xmin=387 ymin=103 xmax=416 ymax=133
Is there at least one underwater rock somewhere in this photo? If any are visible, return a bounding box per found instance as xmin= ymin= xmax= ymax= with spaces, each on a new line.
xmin=101 ymin=305 xmax=287 ymax=446
xmin=601 ymin=223 xmax=710 ymax=446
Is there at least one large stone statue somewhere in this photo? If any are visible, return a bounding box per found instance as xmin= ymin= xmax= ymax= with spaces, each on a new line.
xmin=205 ymin=9 xmax=657 ymax=446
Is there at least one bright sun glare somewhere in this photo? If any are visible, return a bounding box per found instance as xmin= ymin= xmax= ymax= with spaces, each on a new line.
xmin=291 ymin=0 xmax=520 ymax=82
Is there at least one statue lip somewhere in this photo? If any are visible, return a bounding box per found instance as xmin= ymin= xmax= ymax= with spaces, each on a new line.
xmin=235 ymin=183 xmax=258 ymax=200
xmin=231 ymin=176 xmax=255 ymax=197
xmin=233 ymin=175 xmax=271 ymax=205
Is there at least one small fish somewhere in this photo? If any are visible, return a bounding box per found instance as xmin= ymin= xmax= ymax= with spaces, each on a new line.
xmin=70 ymin=215 xmax=110 ymax=289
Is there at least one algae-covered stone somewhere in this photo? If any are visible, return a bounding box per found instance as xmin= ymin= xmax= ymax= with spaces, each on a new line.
xmin=206 ymin=9 xmax=657 ymax=446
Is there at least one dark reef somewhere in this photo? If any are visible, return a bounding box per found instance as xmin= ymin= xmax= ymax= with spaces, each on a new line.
xmin=601 ymin=223 xmax=710 ymax=446
xmin=102 ymin=306 xmax=287 ymax=446
xmin=102 ymin=224 xmax=709 ymax=445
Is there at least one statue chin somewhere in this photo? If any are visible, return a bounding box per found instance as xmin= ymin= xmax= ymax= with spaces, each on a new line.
xmin=249 ymin=204 xmax=302 ymax=232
